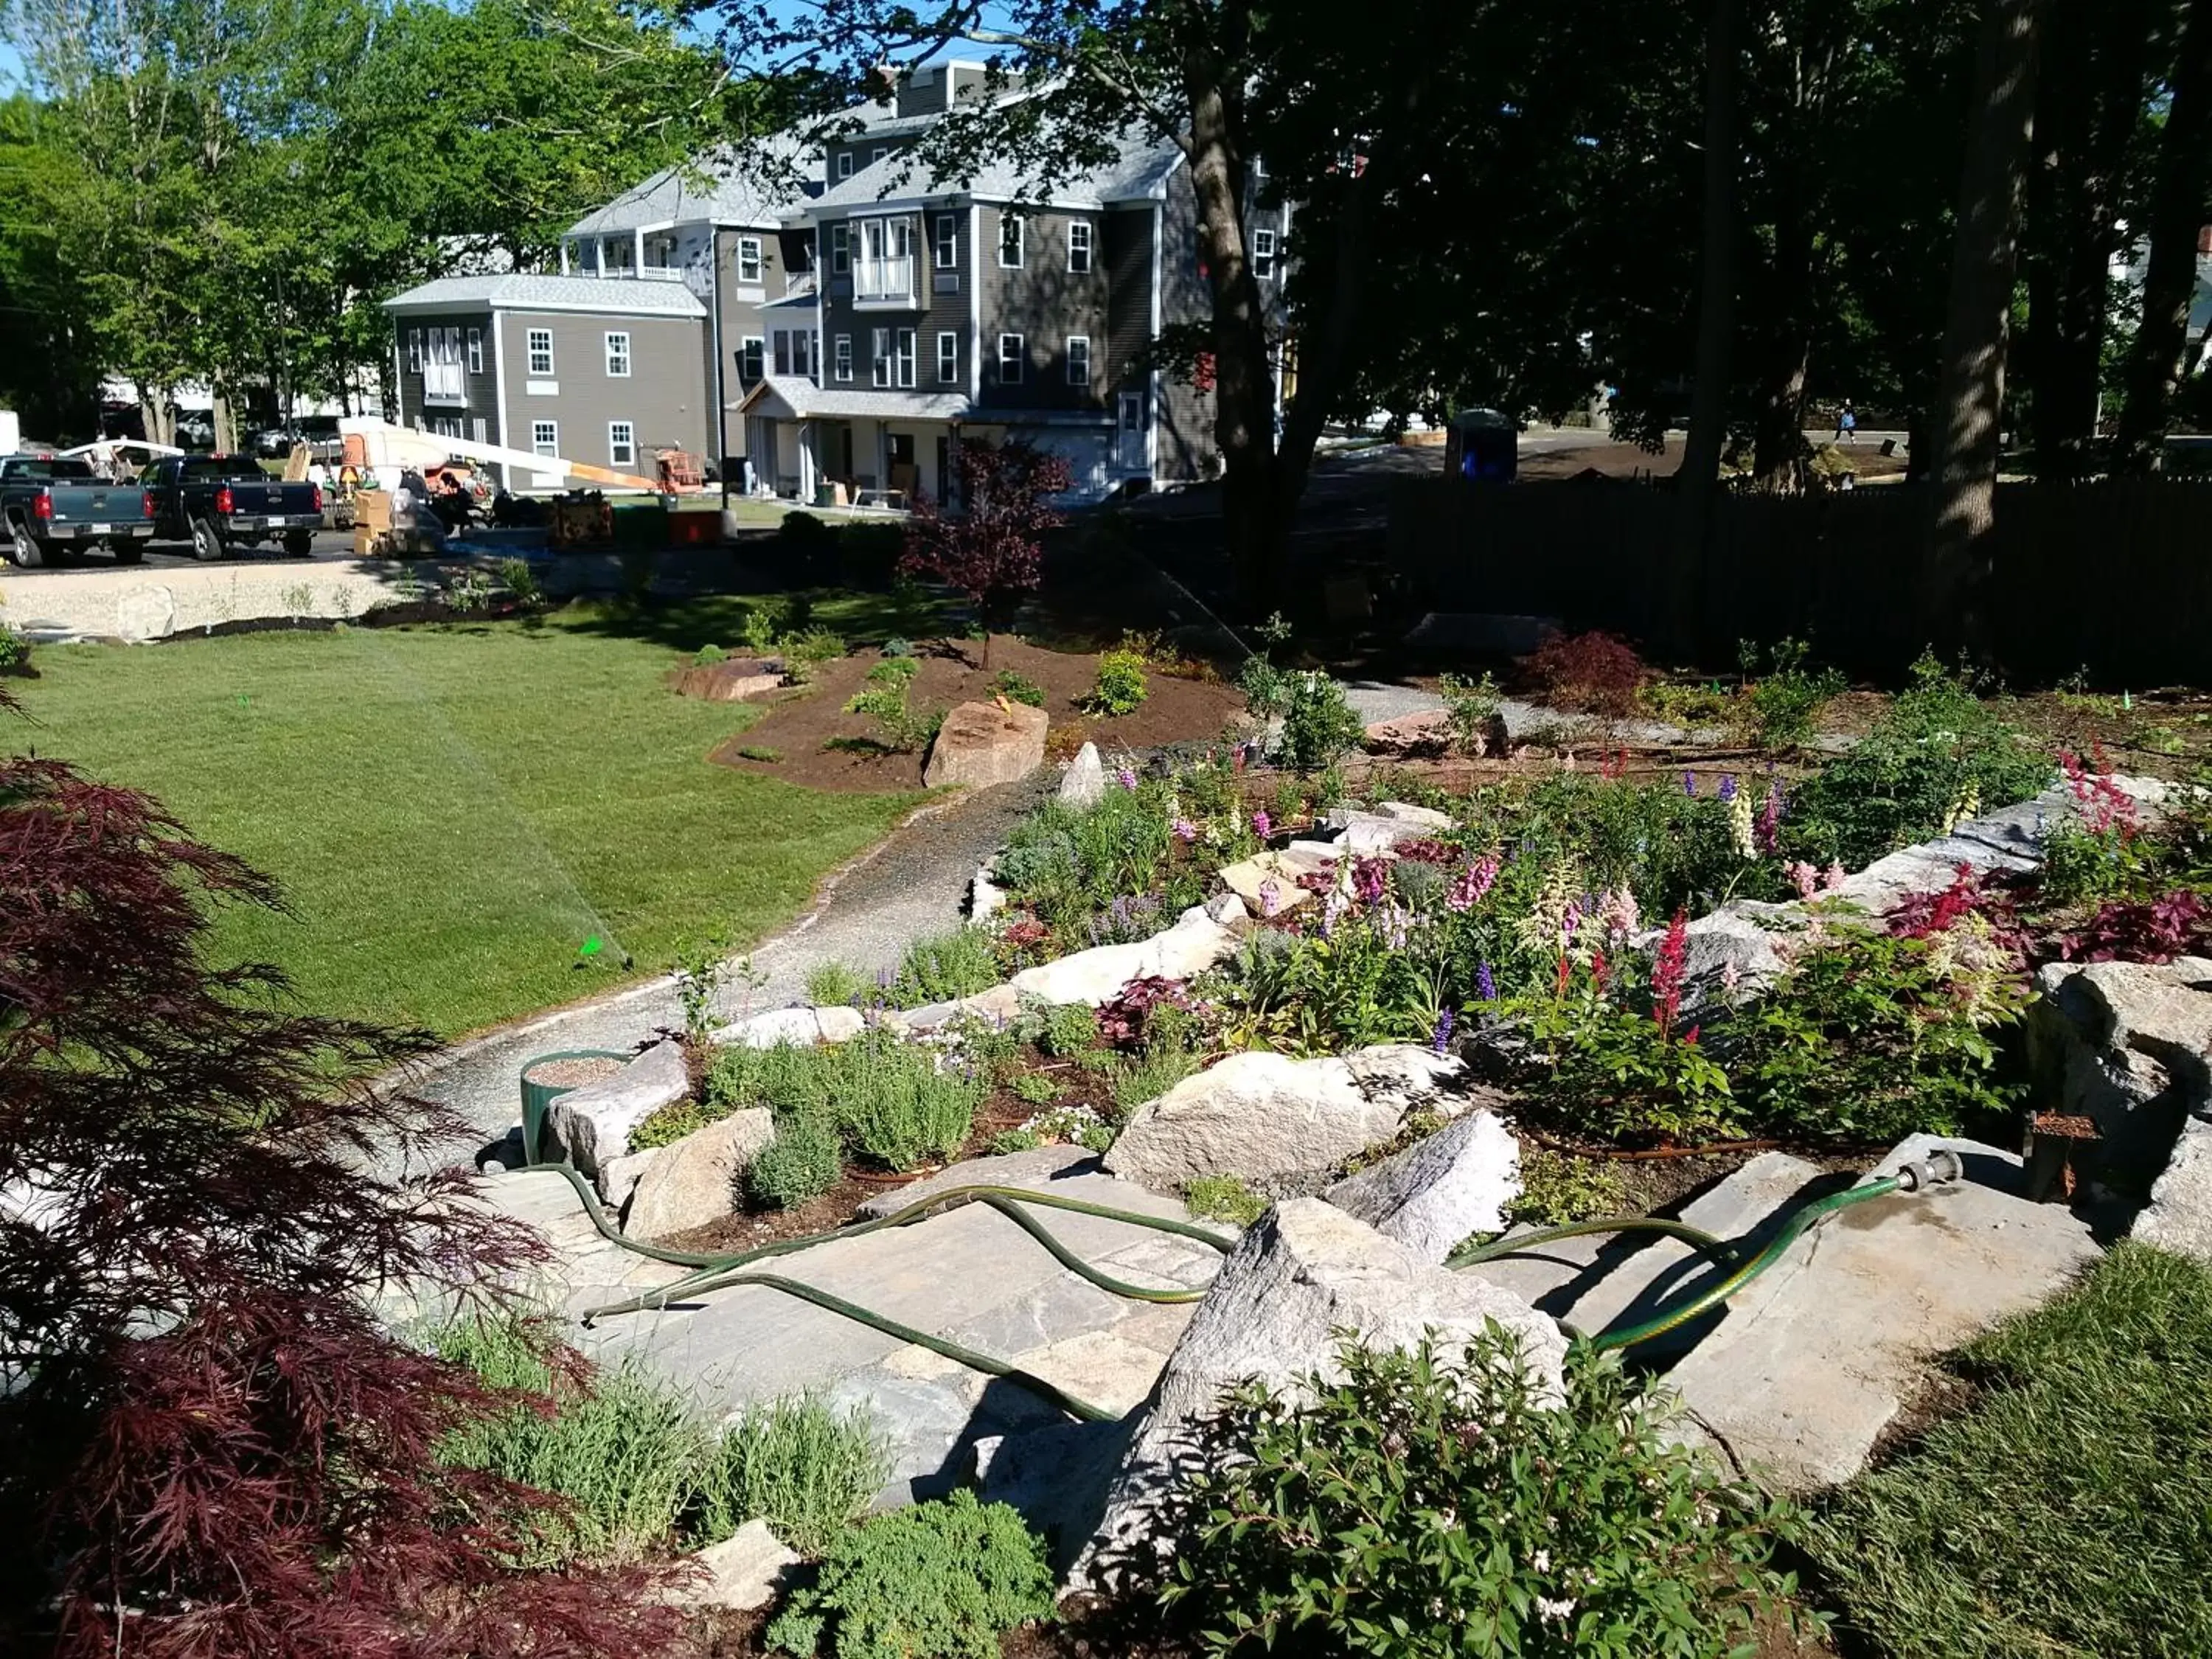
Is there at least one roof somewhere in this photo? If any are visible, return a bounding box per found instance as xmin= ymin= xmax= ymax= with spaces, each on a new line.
xmin=736 ymin=375 xmax=972 ymax=422
xmin=565 ymin=136 xmax=812 ymax=237
xmin=794 ymin=125 xmax=1182 ymax=218
xmin=382 ymin=274 xmax=706 ymax=319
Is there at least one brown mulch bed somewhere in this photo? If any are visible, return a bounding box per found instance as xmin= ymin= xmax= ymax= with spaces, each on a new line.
xmin=707 ymin=636 xmax=1246 ymax=794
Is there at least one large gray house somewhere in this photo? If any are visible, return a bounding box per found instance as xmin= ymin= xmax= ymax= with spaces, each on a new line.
xmin=384 ymin=63 xmax=1287 ymax=502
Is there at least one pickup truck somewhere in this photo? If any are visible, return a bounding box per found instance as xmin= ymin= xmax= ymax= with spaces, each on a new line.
xmin=0 ymin=453 xmax=157 ymax=566
xmin=140 ymin=454 xmax=323 ymax=560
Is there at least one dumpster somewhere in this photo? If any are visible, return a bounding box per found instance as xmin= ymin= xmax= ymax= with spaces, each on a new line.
xmin=1443 ymin=408 xmax=1517 ymax=483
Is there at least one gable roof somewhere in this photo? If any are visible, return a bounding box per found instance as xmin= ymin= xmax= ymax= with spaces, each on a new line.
xmin=796 ymin=125 xmax=1183 ymax=218
xmin=566 ymin=136 xmax=813 ymax=237
xmin=382 ymin=274 xmax=706 ymax=319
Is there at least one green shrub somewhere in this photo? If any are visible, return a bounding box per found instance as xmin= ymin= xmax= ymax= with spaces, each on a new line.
xmin=1184 ymin=1175 xmax=1267 ymax=1227
xmin=738 ymin=744 xmax=785 ymax=762
xmin=431 ymin=1313 xmax=705 ymax=1568
xmin=630 ymin=1097 xmax=708 ymax=1150
xmin=882 ymin=635 xmax=914 ymax=658
xmin=1009 ymin=1068 xmax=1064 ymax=1105
xmin=1082 ymin=648 xmax=1150 ymax=716
xmin=891 ymin=925 xmax=1001 ymax=1007
xmin=836 ymin=1048 xmax=981 ymax=1171
xmin=766 ymin=1489 xmax=1055 ymax=1658
xmin=785 ymin=625 xmax=850 ymax=685
xmin=1275 ymin=669 xmax=1366 ymax=773
xmin=747 ymin=1107 xmax=844 ymax=1207
xmin=496 ymin=555 xmax=543 ymax=611
xmin=1813 ymin=1242 xmax=2212 ymax=1659
xmin=1784 ymin=652 xmax=2052 ymax=869
xmin=694 ymin=642 xmax=728 ymax=665
xmin=1738 ymin=638 xmax=1846 ymax=752
xmin=1160 ymin=1331 xmax=1809 ymax=1658
xmin=986 ymin=1127 xmax=1043 ymax=1155
xmin=1437 ymin=670 xmax=1503 ymax=756
xmin=1502 ymin=1144 xmax=1627 ymax=1230
xmin=1015 ymin=993 xmax=1102 ymax=1058
xmin=806 ymin=961 xmax=870 ymax=1007
xmin=694 ymin=1395 xmax=888 ymax=1559
xmin=778 ymin=512 xmax=832 ymax=553
xmin=991 ymin=667 xmax=1047 ymax=707
xmin=841 ymin=656 xmax=942 ymax=753
xmin=0 ymin=625 xmax=35 ymax=673
xmin=1110 ymin=1046 xmax=1198 ymax=1116
xmin=743 ymin=598 xmax=792 ymax=655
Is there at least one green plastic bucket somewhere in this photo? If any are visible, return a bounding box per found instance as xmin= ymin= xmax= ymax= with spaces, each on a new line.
xmin=518 ymin=1048 xmax=630 ymax=1166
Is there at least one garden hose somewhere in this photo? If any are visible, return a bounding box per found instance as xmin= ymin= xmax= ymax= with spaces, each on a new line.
xmin=1446 ymin=1149 xmax=1964 ymax=1352
xmin=514 ymin=1163 xmax=1238 ymax=1422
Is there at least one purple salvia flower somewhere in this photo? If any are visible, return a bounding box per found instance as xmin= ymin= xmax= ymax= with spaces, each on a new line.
xmin=1172 ymin=818 xmax=1199 ymax=843
xmin=1682 ymin=770 xmax=1697 ymax=797
xmin=1717 ymin=774 xmax=1739 ymax=804
xmin=1116 ymin=766 xmax=1138 ymax=790
xmin=1251 ymin=809 xmax=1272 ymax=840
xmin=1475 ymin=961 xmax=1498 ymax=1002
xmin=1431 ymin=1006 xmax=1455 ymax=1055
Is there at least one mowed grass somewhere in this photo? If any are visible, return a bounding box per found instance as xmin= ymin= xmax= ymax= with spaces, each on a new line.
xmin=1811 ymin=1241 xmax=2212 ymax=1658
xmin=8 ymin=603 xmax=923 ymax=1038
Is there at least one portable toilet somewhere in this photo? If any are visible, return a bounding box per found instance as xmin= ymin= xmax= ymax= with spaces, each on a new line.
xmin=1443 ymin=408 xmax=1517 ymax=482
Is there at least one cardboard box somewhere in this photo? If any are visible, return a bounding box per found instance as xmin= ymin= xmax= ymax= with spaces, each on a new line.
xmin=352 ymin=524 xmax=381 ymax=557
xmin=353 ymin=490 xmax=393 ymax=532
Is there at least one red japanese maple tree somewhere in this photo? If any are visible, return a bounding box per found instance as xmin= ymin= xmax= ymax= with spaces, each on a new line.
xmin=899 ymin=438 xmax=1073 ymax=651
xmin=0 ymin=746 xmax=685 ymax=1658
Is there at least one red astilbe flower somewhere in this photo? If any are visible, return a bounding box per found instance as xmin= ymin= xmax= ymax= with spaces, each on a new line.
xmin=897 ymin=439 xmax=1072 ymax=639
xmin=1891 ymin=862 xmax=2027 ymax=956
xmin=1651 ymin=909 xmax=1690 ymax=1036
xmin=2060 ymin=891 xmax=2212 ymax=964
xmin=2059 ymin=745 xmax=2138 ymax=838
xmin=0 ymin=747 xmax=686 ymax=1658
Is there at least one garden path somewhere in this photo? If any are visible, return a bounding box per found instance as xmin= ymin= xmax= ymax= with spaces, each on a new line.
xmin=408 ymin=773 xmax=1053 ymax=1164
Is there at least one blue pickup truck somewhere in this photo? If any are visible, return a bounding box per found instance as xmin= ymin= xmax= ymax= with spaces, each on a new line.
xmin=140 ymin=453 xmax=323 ymax=560
xmin=0 ymin=453 xmax=157 ymax=566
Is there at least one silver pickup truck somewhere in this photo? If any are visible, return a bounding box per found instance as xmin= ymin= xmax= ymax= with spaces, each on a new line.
xmin=0 ymin=453 xmax=157 ymax=566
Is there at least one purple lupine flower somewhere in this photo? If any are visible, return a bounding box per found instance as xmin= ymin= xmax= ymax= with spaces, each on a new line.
xmin=1475 ymin=961 xmax=1498 ymax=1002
xmin=1431 ymin=1006 xmax=1456 ymax=1055
xmin=1682 ymin=770 xmax=1697 ymax=797
xmin=1717 ymin=774 xmax=1739 ymax=804
xmin=1757 ymin=777 xmax=1786 ymax=854
xmin=1251 ymin=809 xmax=1272 ymax=840
xmin=1116 ymin=767 xmax=1138 ymax=790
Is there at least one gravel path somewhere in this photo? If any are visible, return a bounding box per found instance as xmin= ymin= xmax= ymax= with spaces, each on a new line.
xmin=410 ymin=774 xmax=1053 ymax=1162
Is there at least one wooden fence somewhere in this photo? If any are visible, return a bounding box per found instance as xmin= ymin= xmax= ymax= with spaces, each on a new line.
xmin=1385 ymin=476 xmax=2212 ymax=683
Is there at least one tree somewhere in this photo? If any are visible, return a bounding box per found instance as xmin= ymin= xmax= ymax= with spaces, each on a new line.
xmin=0 ymin=740 xmax=684 ymax=1656
xmin=1921 ymin=0 xmax=2048 ymax=655
xmin=900 ymin=438 xmax=1071 ymax=652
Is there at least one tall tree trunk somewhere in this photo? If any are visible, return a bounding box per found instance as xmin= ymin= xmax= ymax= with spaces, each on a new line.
xmin=1183 ymin=52 xmax=1282 ymax=608
xmin=1921 ymin=0 xmax=2045 ymax=659
xmin=1671 ymin=0 xmax=1741 ymax=655
xmin=2115 ymin=0 xmax=2212 ymax=468
xmin=1750 ymin=195 xmax=1815 ymax=494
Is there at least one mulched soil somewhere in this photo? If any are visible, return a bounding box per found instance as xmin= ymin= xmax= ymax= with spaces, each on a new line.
xmin=707 ymin=636 xmax=1247 ymax=794
xmin=528 ymin=1055 xmax=627 ymax=1088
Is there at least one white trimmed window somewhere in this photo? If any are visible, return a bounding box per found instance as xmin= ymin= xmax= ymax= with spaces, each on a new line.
xmin=737 ymin=235 xmax=763 ymax=283
xmin=833 ymin=333 xmax=853 ymax=381
xmin=835 ymin=150 xmax=854 ymax=181
xmin=830 ymin=224 xmax=850 ymax=275
xmin=608 ymin=421 xmax=636 ymax=467
xmin=1066 ymin=335 xmax=1091 ymax=387
xmin=531 ymin=420 xmax=558 ymax=457
xmin=773 ymin=331 xmax=792 ymax=376
xmin=471 ymin=417 xmax=487 ymax=442
xmin=1252 ymin=227 xmax=1277 ymax=280
xmin=935 ymin=213 xmax=958 ymax=269
xmin=998 ymin=214 xmax=1023 ymax=268
xmin=854 ymin=217 xmax=914 ymax=302
xmin=465 ymin=327 xmax=483 ymax=372
xmin=871 ymin=145 xmax=886 ymax=164
xmin=894 ymin=328 xmax=916 ymax=389
xmin=1067 ymin=220 xmax=1093 ymax=274
xmin=936 ymin=331 xmax=959 ymax=383
xmin=738 ymin=337 xmax=763 ymax=382
xmin=526 ymin=328 xmax=554 ymax=376
xmin=406 ymin=329 xmax=422 ymax=374
xmin=998 ymin=333 xmax=1023 ymax=384
xmin=605 ymin=331 xmax=631 ymax=377
xmin=871 ymin=327 xmax=891 ymax=388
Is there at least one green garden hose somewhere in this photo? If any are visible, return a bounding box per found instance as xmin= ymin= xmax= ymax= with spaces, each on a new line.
xmin=1446 ymin=1149 xmax=1964 ymax=1352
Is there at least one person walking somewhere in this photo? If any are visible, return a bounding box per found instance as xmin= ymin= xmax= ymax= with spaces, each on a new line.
xmin=1836 ymin=402 xmax=1858 ymax=445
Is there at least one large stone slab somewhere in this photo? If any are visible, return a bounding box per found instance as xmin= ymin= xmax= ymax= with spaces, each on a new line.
xmin=923 ymin=699 xmax=1049 ymax=790
xmin=1105 ymin=1043 xmax=1476 ymax=1192
xmin=546 ymin=1039 xmax=689 ymax=1178
xmin=882 ymin=982 xmax=1022 ymax=1034
xmin=625 ymin=1107 xmax=774 ymax=1239
xmin=2135 ymin=1113 xmax=2212 ymax=1261
xmin=717 ymin=1004 xmax=867 ymax=1049
xmin=1665 ymin=1135 xmax=2101 ymax=1492
xmin=1008 ymin=905 xmax=1238 ymax=1006
xmin=1215 ymin=846 xmax=1327 ymax=915
xmin=1322 ymin=1110 xmax=1520 ymax=1262
xmin=666 ymin=1518 xmax=801 ymax=1611
xmin=2027 ymin=956 xmax=2212 ymax=1175
xmin=855 ymin=1144 xmax=1105 ymax=1222
xmin=1066 ymin=1199 xmax=1565 ymax=1593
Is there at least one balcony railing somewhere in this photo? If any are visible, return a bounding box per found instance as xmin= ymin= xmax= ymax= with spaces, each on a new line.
xmin=854 ymin=256 xmax=915 ymax=305
xmin=636 ymin=265 xmax=689 ymax=282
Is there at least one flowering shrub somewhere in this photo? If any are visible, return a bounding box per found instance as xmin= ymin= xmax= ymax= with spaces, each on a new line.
xmin=1158 ymin=1331 xmax=1809 ymax=1659
xmin=1526 ymin=628 xmax=1648 ymax=715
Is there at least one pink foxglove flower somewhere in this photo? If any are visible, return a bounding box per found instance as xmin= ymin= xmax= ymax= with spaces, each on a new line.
xmin=1258 ymin=876 xmax=1282 ymax=917
xmin=1251 ymin=809 xmax=1272 ymax=840
xmin=1446 ymin=855 xmax=1500 ymax=913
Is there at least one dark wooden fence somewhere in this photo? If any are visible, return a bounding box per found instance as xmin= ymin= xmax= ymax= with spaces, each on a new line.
xmin=1385 ymin=476 xmax=2212 ymax=683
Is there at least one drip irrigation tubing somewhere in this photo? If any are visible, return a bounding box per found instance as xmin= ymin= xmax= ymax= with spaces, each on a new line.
xmin=1524 ymin=1130 xmax=1785 ymax=1163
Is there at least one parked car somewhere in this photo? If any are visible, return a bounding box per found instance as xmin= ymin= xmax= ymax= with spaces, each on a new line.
xmin=0 ymin=453 xmax=158 ymax=566
xmin=140 ymin=453 xmax=323 ymax=560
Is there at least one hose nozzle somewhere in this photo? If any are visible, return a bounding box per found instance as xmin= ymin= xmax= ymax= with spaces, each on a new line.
xmin=1893 ymin=1148 xmax=1965 ymax=1192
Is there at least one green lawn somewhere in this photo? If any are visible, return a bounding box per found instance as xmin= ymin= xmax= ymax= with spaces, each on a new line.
xmin=9 ymin=602 xmax=925 ymax=1038
xmin=1811 ymin=1241 xmax=2212 ymax=1658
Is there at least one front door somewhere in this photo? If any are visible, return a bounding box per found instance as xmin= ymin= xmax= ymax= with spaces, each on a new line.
xmin=1117 ymin=391 xmax=1147 ymax=472
xmin=933 ymin=437 xmax=950 ymax=507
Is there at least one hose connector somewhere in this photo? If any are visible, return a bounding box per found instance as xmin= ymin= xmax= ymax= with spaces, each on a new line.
xmin=1893 ymin=1147 xmax=1964 ymax=1192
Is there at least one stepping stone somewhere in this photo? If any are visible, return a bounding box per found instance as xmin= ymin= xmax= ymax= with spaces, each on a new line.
xmin=1663 ymin=1135 xmax=2100 ymax=1492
